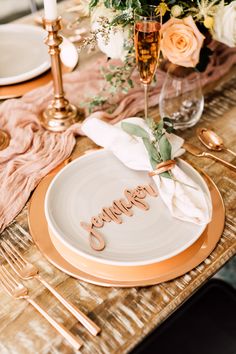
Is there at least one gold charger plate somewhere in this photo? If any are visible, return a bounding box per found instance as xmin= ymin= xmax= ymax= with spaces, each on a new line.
xmin=0 ymin=70 xmax=52 ymax=99
xmin=28 ymin=162 xmax=225 ymax=287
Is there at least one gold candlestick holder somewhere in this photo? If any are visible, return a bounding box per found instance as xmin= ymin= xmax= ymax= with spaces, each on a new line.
xmin=41 ymin=17 xmax=84 ymax=132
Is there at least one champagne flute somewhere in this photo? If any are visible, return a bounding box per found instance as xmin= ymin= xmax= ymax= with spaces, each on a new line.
xmin=134 ymin=5 xmax=161 ymax=121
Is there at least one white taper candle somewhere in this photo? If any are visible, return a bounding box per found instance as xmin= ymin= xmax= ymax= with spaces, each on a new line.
xmin=43 ymin=0 xmax=57 ymax=20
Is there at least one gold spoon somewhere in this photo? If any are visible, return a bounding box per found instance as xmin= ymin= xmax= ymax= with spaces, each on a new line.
xmin=197 ymin=127 xmax=236 ymax=157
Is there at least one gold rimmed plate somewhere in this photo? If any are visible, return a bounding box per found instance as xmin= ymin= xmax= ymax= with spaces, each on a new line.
xmin=28 ymin=160 xmax=225 ymax=287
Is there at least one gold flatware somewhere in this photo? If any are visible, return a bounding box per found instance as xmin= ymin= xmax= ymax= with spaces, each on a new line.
xmin=0 ymin=265 xmax=83 ymax=350
xmin=183 ymin=142 xmax=236 ymax=172
xmin=0 ymin=240 xmax=100 ymax=336
xmin=197 ymin=127 xmax=236 ymax=157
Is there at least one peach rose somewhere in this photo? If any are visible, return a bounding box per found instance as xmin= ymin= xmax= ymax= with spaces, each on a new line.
xmin=160 ymin=16 xmax=205 ymax=67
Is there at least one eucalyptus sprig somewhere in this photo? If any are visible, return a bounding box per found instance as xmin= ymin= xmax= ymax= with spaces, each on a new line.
xmin=122 ymin=117 xmax=174 ymax=179
xmin=122 ymin=118 xmax=197 ymax=189
xmin=85 ymin=38 xmax=135 ymax=112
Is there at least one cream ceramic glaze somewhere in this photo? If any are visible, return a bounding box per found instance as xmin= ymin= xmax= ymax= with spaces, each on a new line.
xmin=45 ymin=150 xmax=211 ymax=267
xmin=60 ymin=36 xmax=79 ymax=70
xmin=0 ymin=24 xmax=50 ymax=85
xmin=29 ymin=151 xmax=224 ymax=285
xmin=48 ymin=227 xmax=206 ymax=281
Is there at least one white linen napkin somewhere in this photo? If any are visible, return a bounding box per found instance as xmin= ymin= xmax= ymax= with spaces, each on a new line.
xmin=82 ymin=117 xmax=212 ymax=225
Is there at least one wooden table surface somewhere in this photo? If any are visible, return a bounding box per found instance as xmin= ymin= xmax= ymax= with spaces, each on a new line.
xmin=0 ymin=2 xmax=236 ymax=353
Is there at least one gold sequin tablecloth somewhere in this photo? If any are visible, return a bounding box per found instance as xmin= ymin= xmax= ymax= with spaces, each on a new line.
xmin=0 ymin=4 xmax=236 ymax=354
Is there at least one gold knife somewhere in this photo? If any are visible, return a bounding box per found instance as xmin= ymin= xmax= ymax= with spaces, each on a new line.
xmin=183 ymin=142 xmax=236 ymax=172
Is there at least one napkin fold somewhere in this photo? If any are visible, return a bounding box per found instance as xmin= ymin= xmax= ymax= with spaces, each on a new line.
xmin=82 ymin=117 xmax=212 ymax=225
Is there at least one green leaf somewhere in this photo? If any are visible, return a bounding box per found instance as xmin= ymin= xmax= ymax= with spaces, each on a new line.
xmin=121 ymin=122 xmax=149 ymax=139
xmin=105 ymin=73 xmax=114 ymax=81
xmin=104 ymin=0 xmax=112 ymax=8
xmin=156 ymin=120 xmax=164 ymax=132
xmin=146 ymin=117 xmax=154 ymax=130
xmin=159 ymin=135 xmax=172 ymax=161
xmin=152 ymin=120 xmax=163 ymax=141
xmin=127 ymin=78 xmax=134 ymax=88
xmin=89 ymin=0 xmax=99 ymax=8
xmin=159 ymin=171 xmax=172 ymax=179
xmin=110 ymin=13 xmax=131 ymax=26
xmin=154 ymin=128 xmax=163 ymax=139
xmin=142 ymin=137 xmax=160 ymax=169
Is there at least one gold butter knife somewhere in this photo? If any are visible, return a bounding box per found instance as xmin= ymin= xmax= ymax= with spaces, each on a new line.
xmin=183 ymin=142 xmax=236 ymax=172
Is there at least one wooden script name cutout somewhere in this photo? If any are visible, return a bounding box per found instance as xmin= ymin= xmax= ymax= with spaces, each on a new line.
xmin=80 ymin=184 xmax=158 ymax=251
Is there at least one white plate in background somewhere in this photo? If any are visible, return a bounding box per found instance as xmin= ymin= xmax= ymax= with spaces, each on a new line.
xmin=0 ymin=24 xmax=50 ymax=85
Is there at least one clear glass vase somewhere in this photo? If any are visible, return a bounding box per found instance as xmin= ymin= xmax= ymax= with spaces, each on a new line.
xmin=159 ymin=64 xmax=204 ymax=130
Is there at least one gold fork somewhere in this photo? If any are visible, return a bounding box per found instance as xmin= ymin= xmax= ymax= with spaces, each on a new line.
xmin=0 ymin=265 xmax=83 ymax=350
xmin=0 ymin=239 xmax=100 ymax=336
xmin=183 ymin=142 xmax=236 ymax=172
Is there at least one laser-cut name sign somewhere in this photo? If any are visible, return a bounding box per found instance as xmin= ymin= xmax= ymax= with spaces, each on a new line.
xmin=80 ymin=184 xmax=158 ymax=251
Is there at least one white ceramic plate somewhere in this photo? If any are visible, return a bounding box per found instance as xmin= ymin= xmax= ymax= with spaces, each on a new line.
xmin=0 ymin=24 xmax=51 ymax=85
xmin=45 ymin=150 xmax=210 ymax=266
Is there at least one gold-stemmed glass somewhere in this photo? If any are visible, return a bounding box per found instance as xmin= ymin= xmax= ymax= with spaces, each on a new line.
xmin=134 ymin=5 xmax=161 ymax=121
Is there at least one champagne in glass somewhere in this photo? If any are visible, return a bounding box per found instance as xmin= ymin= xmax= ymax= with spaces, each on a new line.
xmin=134 ymin=5 xmax=161 ymax=121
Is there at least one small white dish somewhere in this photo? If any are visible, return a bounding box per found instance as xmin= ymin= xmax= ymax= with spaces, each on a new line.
xmin=45 ymin=149 xmax=210 ymax=267
xmin=60 ymin=36 xmax=78 ymax=70
xmin=0 ymin=24 xmax=50 ymax=85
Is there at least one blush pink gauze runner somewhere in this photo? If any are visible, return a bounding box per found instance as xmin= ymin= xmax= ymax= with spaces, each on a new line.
xmin=0 ymin=42 xmax=236 ymax=233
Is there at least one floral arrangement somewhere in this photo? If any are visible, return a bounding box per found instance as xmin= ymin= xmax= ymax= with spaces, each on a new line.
xmin=88 ymin=0 xmax=236 ymax=70
xmin=69 ymin=0 xmax=236 ymax=111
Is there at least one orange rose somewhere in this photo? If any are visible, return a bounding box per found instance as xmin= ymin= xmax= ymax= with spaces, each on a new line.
xmin=160 ymin=16 xmax=205 ymax=67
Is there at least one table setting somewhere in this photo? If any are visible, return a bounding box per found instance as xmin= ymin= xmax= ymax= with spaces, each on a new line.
xmin=0 ymin=0 xmax=236 ymax=352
